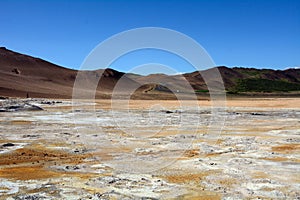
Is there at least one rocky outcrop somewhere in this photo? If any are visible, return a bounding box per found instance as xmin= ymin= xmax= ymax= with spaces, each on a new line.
xmin=0 ymin=99 xmax=43 ymax=112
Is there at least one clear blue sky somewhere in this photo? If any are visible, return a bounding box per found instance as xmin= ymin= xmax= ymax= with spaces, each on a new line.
xmin=1 ymin=0 xmax=299 ymax=73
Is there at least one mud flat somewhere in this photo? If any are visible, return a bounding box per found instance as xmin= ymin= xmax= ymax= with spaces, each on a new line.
xmin=0 ymin=98 xmax=299 ymax=199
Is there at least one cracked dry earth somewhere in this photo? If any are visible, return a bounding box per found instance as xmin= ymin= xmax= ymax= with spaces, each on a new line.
xmin=0 ymin=98 xmax=299 ymax=199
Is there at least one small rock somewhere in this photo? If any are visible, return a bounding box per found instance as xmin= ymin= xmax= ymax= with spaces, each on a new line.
xmin=12 ymin=68 xmax=21 ymax=74
xmin=2 ymin=143 xmax=15 ymax=147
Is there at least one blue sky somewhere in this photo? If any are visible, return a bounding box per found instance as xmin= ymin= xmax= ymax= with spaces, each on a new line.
xmin=1 ymin=0 xmax=299 ymax=74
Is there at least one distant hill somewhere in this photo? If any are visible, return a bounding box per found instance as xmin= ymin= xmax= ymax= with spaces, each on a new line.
xmin=182 ymin=66 xmax=300 ymax=94
xmin=130 ymin=66 xmax=300 ymax=95
xmin=0 ymin=47 xmax=299 ymax=99
xmin=0 ymin=47 xmax=139 ymax=98
xmin=0 ymin=47 xmax=76 ymax=98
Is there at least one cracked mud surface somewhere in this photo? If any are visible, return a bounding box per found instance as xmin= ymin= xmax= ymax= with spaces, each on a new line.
xmin=0 ymin=98 xmax=299 ymax=199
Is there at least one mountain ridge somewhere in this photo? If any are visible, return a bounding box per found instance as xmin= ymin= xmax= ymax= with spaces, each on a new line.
xmin=0 ymin=47 xmax=299 ymax=99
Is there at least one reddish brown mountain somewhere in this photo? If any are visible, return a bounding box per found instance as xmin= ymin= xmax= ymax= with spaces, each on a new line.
xmin=0 ymin=47 xmax=299 ymax=98
xmin=0 ymin=47 xmax=142 ymax=98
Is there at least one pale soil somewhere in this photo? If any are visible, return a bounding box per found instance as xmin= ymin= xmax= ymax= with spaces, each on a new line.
xmin=0 ymin=98 xmax=299 ymax=199
xmin=50 ymin=97 xmax=300 ymax=111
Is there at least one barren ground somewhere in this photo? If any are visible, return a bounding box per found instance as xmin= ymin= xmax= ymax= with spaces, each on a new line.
xmin=0 ymin=98 xmax=299 ymax=199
